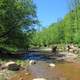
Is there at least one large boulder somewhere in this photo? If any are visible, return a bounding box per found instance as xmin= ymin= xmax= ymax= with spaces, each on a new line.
xmin=52 ymin=46 xmax=57 ymax=53
xmin=66 ymin=44 xmax=79 ymax=53
xmin=4 ymin=61 xmax=16 ymax=67
xmin=8 ymin=64 xmax=20 ymax=71
xmin=2 ymin=61 xmax=20 ymax=71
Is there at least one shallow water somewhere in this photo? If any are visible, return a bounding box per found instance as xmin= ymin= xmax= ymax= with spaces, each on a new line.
xmin=29 ymin=61 xmax=59 ymax=80
xmin=28 ymin=61 xmax=80 ymax=80
xmin=56 ymin=62 xmax=80 ymax=80
xmin=23 ymin=52 xmax=80 ymax=80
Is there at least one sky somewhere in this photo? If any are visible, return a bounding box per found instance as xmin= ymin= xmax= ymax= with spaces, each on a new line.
xmin=33 ymin=0 xmax=69 ymax=28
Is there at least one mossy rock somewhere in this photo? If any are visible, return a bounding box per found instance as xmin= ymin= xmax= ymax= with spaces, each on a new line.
xmin=8 ymin=64 xmax=20 ymax=71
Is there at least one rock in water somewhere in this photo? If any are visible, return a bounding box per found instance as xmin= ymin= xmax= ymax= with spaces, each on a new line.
xmin=4 ymin=61 xmax=20 ymax=71
xmin=8 ymin=64 xmax=20 ymax=71
xmin=29 ymin=60 xmax=36 ymax=65
xmin=33 ymin=78 xmax=47 ymax=80
xmin=49 ymin=63 xmax=56 ymax=67
xmin=4 ymin=61 xmax=16 ymax=67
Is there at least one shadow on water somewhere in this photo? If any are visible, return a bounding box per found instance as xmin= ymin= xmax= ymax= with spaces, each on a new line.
xmin=22 ymin=52 xmax=65 ymax=63
xmin=0 ymin=53 xmax=25 ymax=61
xmin=0 ymin=51 xmax=65 ymax=63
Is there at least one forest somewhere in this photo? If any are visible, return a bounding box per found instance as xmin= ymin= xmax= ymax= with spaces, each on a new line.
xmin=31 ymin=0 xmax=80 ymax=48
xmin=0 ymin=0 xmax=80 ymax=51
xmin=0 ymin=0 xmax=38 ymax=52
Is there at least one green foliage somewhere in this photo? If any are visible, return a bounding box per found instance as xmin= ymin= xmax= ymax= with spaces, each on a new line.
xmin=0 ymin=0 xmax=38 ymax=50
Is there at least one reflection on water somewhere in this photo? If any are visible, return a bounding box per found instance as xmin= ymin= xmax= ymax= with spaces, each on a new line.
xmin=22 ymin=52 xmax=54 ymax=61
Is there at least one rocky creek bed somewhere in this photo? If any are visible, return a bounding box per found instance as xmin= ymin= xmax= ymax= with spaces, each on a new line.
xmin=9 ymin=61 xmax=80 ymax=80
xmin=0 ymin=51 xmax=80 ymax=80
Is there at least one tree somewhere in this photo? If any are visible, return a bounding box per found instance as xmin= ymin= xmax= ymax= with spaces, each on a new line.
xmin=0 ymin=0 xmax=38 ymax=49
xmin=31 ymin=0 xmax=80 ymax=47
xmin=68 ymin=0 xmax=80 ymax=43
